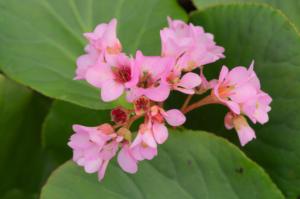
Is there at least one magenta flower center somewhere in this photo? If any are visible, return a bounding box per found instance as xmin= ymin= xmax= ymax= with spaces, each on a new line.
xmin=113 ymin=66 xmax=131 ymax=83
xmin=111 ymin=108 xmax=128 ymax=124
xmin=134 ymin=97 xmax=150 ymax=113
xmin=137 ymin=72 xmax=159 ymax=88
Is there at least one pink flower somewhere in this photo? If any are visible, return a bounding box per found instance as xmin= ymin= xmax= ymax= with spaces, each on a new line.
xmin=133 ymin=96 xmax=151 ymax=116
xmin=127 ymin=51 xmax=175 ymax=102
xmin=167 ymin=70 xmax=202 ymax=94
xmin=160 ymin=17 xmax=224 ymax=71
xmin=86 ymin=53 xmax=138 ymax=101
xmin=224 ymin=112 xmax=256 ymax=146
xmin=241 ymin=91 xmax=272 ymax=124
xmin=68 ymin=123 xmax=120 ymax=181
xmin=212 ymin=63 xmax=260 ymax=114
xmin=117 ymin=144 xmax=139 ymax=173
xmin=84 ymin=18 xmax=122 ymax=56
xmin=111 ymin=107 xmax=129 ymax=125
xmin=148 ymin=106 xmax=186 ymax=144
xmin=74 ymin=45 xmax=102 ymax=80
xmin=130 ymin=123 xmax=158 ymax=160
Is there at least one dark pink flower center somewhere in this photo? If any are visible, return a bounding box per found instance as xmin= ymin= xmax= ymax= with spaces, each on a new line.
xmin=113 ymin=66 xmax=131 ymax=83
xmin=137 ymin=72 xmax=159 ymax=88
xmin=111 ymin=107 xmax=128 ymax=124
xmin=134 ymin=96 xmax=150 ymax=114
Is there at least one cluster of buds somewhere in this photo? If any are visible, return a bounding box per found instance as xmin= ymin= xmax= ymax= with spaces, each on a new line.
xmin=68 ymin=17 xmax=272 ymax=181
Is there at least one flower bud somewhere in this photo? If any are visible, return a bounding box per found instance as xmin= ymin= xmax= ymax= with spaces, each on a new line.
xmin=134 ymin=96 xmax=150 ymax=115
xmin=111 ymin=107 xmax=129 ymax=124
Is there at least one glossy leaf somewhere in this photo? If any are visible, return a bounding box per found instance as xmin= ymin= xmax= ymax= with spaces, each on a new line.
xmin=41 ymin=129 xmax=283 ymax=199
xmin=0 ymin=0 xmax=187 ymax=110
xmin=192 ymin=0 xmax=300 ymax=31
xmin=188 ymin=4 xmax=300 ymax=198
xmin=0 ymin=75 xmax=51 ymax=198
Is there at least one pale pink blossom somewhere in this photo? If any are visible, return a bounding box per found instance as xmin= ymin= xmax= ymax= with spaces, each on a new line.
xmin=127 ymin=51 xmax=175 ymax=102
xmin=212 ymin=63 xmax=259 ymax=114
xmin=224 ymin=112 xmax=256 ymax=146
xmin=84 ymin=18 xmax=122 ymax=56
xmin=86 ymin=53 xmax=138 ymax=101
xmin=148 ymin=106 xmax=186 ymax=144
xmin=117 ymin=144 xmax=139 ymax=173
xmin=160 ymin=17 xmax=224 ymax=71
xmin=242 ymin=91 xmax=272 ymax=124
xmin=74 ymin=45 xmax=102 ymax=80
xmin=68 ymin=123 xmax=120 ymax=181
xmin=130 ymin=123 xmax=158 ymax=161
xmin=129 ymin=106 xmax=185 ymax=162
xmin=167 ymin=70 xmax=202 ymax=94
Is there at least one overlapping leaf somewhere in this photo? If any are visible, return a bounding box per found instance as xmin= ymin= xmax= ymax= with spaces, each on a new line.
xmin=0 ymin=0 xmax=187 ymax=110
xmin=41 ymin=129 xmax=283 ymax=199
xmin=187 ymin=4 xmax=300 ymax=198
xmin=0 ymin=75 xmax=51 ymax=198
xmin=192 ymin=0 xmax=300 ymax=31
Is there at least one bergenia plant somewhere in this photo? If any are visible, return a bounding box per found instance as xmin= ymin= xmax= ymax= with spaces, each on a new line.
xmin=69 ymin=17 xmax=272 ymax=181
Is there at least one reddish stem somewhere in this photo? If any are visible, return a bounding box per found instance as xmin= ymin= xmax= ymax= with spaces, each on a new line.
xmin=182 ymin=94 xmax=218 ymax=114
xmin=180 ymin=95 xmax=193 ymax=112
xmin=126 ymin=114 xmax=144 ymax=129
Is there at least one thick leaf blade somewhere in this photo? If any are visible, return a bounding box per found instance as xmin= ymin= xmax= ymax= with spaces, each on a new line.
xmin=188 ymin=4 xmax=300 ymax=198
xmin=0 ymin=75 xmax=51 ymax=197
xmin=41 ymin=129 xmax=283 ymax=199
xmin=0 ymin=0 xmax=187 ymax=110
xmin=192 ymin=0 xmax=300 ymax=31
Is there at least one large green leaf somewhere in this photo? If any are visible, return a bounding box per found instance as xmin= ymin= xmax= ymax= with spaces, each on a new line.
xmin=0 ymin=0 xmax=187 ymax=110
xmin=0 ymin=74 xmax=51 ymax=198
xmin=42 ymin=100 xmax=110 ymax=165
xmin=192 ymin=0 xmax=300 ymax=31
xmin=188 ymin=4 xmax=300 ymax=198
xmin=41 ymin=129 xmax=283 ymax=199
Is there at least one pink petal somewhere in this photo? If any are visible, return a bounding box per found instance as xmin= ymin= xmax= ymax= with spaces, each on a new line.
xmin=152 ymin=122 xmax=168 ymax=144
xmin=103 ymin=18 xmax=118 ymax=47
xmin=230 ymin=84 xmax=257 ymax=103
xmin=225 ymin=101 xmax=240 ymax=115
xmin=227 ymin=66 xmax=250 ymax=85
xmin=140 ymin=146 xmax=157 ymax=160
xmin=84 ymin=157 xmax=102 ymax=173
xmin=224 ymin=112 xmax=234 ymax=130
xmin=233 ymin=116 xmax=256 ymax=146
xmin=75 ymin=54 xmax=96 ymax=80
xmin=142 ymin=130 xmax=157 ymax=148
xmin=144 ymin=83 xmax=170 ymax=102
xmin=254 ymin=109 xmax=269 ymax=124
xmin=178 ymin=72 xmax=201 ymax=89
xmin=164 ymin=109 xmax=186 ymax=126
xmin=219 ymin=65 xmax=229 ymax=82
xmin=131 ymin=146 xmax=144 ymax=161
xmin=86 ymin=63 xmax=113 ymax=88
xmin=98 ymin=160 xmax=109 ymax=181
xmin=131 ymin=133 xmax=143 ymax=148
xmin=101 ymin=80 xmax=124 ymax=102
xmin=117 ymin=146 xmax=138 ymax=174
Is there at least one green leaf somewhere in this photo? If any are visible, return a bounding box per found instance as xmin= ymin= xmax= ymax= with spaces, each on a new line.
xmin=42 ymin=100 xmax=110 ymax=164
xmin=188 ymin=4 xmax=300 ymax=198
xmin=0 ymin=0 xmax=187 ymax=110
xmin=0 ymin=74 xmax=51 ymax=197
xmin=192 ymin=0 xmax=300 ymax=32
xmin=41 ymin=129 xmax=283 ymax=199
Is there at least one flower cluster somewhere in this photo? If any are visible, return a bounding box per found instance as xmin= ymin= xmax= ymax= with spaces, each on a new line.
xmin=69 ymin=17 xmax=272 ymax=181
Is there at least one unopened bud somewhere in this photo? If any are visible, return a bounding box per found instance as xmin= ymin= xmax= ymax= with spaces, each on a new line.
xmin=111 ymin=107 xmax=128 ymax=124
